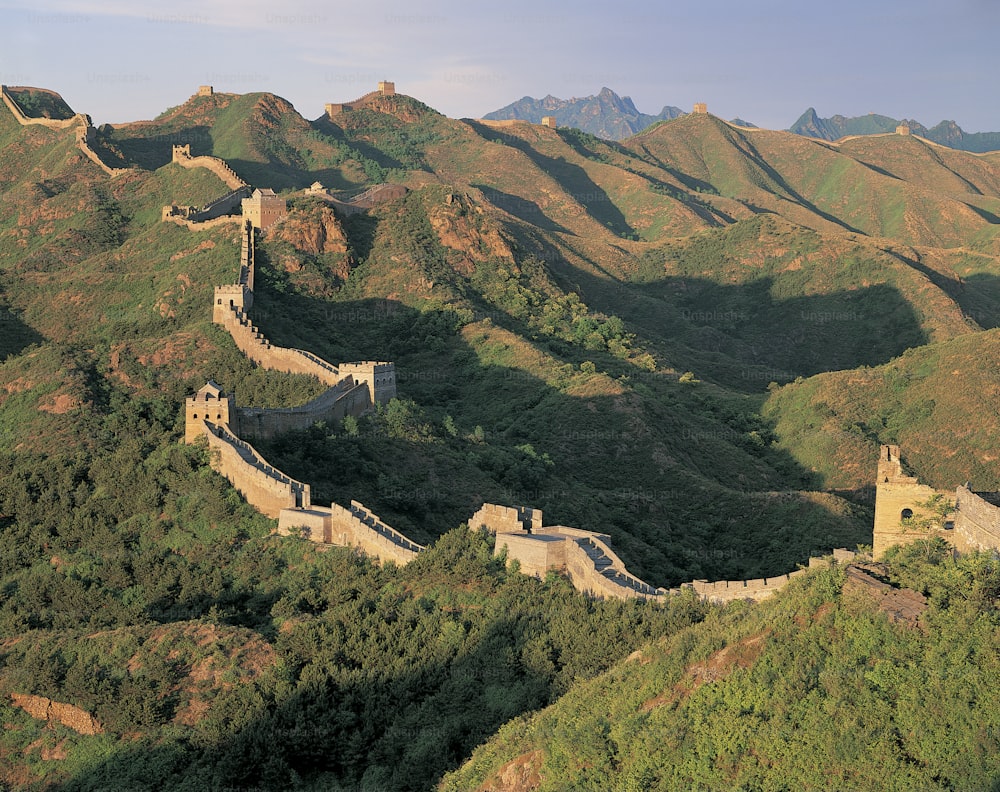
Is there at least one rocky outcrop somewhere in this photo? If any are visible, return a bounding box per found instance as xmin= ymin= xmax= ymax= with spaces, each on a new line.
xmin=10 ymin=693 xmax=103 ymax=735
xmin=273 ymin=204 xmax=349 ymax=255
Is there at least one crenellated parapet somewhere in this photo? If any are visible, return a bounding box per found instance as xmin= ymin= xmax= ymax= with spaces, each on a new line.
xmin=475 ymin=502 xmax=858 ymax=603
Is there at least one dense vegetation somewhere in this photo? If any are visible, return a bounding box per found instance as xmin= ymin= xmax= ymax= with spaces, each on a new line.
xmin=443 ymin=541 xmax=1000 ymax=791
xmin=2 ymin=84 xmax=1000 ymax=789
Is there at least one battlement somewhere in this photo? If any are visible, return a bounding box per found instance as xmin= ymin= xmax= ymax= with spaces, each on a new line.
xmin=185 ymin=381 xmax=233 ymax=443
xmin=468 ymin=502 xmax=543 ymax=534
xmin=171 ymin=143 xmax=247 ymax=191
xmin=477 ymin=502 xmax=857 ymax=603
xmin=325 ymin=81 xmax=396 ymax=118
xmin=337 ymin=362 xmax=397 ymax=406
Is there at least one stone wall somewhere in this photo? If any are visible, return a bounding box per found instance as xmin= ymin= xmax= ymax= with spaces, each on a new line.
xmin=74 ymin=125 xmax=131 ymax=177
xmin=164 ymin=211 xmax=243 ymax=230
xmin=325 ymin=83 xmax=394 ymax=118
xmin=562 ymin=539 xmax=663 ymax=601
xmin=476 ymin=502 xmax=858 ymax=603
xmin=2 ymin=85 xmax=130 ymax=177
xmin=495 ymin=533 xmax=566 ymax=578
xmin=954 ymin=486 xmax=1000 ymax=553
xmin=687 ymin=569 xmax=811 ymax=604
xmin=202 ymin=422 xmax=310 ymax=518
xmin=277 ymin=500 xmax=423 ymax=564
xmin=235 ymin=377 xmax=370 ymax=440
xmin=172 ymin=144 xmax=247 ymax=190
xmin=214 ymin=305 xmax=344 ymax=386
xmin=1 ymin=85 xmax=88 ymax=130
xmin=468 ymin=502 xmax=543 ymax=534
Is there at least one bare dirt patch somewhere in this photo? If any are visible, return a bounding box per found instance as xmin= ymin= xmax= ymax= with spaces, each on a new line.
xmin=477 ymin=749 xmax=544 ymax=792
xmin=641 ymin=631 xmax=770 ymax=712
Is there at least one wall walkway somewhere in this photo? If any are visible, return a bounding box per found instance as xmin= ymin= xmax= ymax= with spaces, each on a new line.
xmin=474 ymin=503 xmax=857 ymax=604
xmin=2 ymin=85 xmax=131 ymax=177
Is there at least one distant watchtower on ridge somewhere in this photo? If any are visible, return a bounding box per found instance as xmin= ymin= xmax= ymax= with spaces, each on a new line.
xmin=693 ymin=102 xmax=708 ymax=114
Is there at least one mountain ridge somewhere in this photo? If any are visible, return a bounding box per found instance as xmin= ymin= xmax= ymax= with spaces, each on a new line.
xmin=3 ymin=81 xmax=1000 ymax=790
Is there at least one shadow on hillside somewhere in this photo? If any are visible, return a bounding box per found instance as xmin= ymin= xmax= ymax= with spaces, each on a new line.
xmin=109 ymin=125 xmax=215 ymax=170
xmin=534 ymin=252 xmax=929 ymax=391
xmin=56 ymin=608 xmax=562 ymax=791
xmin=0 ymin=305 xmax=44 ymax=360
xmin=471 ymin=184 xmax=571 ymax=233
xmin=888 ymin=248 xmax=1000 ymax=330
xmin=108 ymin=123 xmax=362 ymax=191
xmin=466 ymin=122 xmax=635 ymax=238
xmin=238 ymin=278 xmax=869 ymax=588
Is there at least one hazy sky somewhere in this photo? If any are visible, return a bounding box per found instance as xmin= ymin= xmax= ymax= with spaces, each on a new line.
xmin=1 ymin=0 xmax=997 ymax=131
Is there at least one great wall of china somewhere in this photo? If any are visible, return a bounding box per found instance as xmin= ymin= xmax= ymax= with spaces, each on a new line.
xmin=9 ymin=84 xmax=1000 ymax=605
xmin=176 ymin=193 xmax=860 ymax=601
xmin=1 ymin=85 xmax=131 ymax=177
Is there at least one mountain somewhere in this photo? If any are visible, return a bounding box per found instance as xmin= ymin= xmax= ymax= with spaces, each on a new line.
xmin=2 ymin=84 xmax=1000 ymax=789
xmin=483 ymin=87 xmax=684 ymax=140
xmin=790 ymin=106 xmax=1000 ymax=152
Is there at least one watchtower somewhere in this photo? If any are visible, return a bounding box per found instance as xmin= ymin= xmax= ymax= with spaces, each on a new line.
xmin=338 ymin=362 xmax=397 ymax=407
xmin=241 ymin=188 xmax=287 ymax=231
xmin=378 ymin=81 xmax=395 ymax=96
xmin=541 ymin=116 xmax=557 ymax=128
xmin=693 ymin=102 xmax=708 ymax=114
xmin=185 ymin=381 xmax=234 ymax=443
xmin=872 ymin=445 xmax=953 ymax=557
xmin=198 ymin=86 xmax=214 ymax=97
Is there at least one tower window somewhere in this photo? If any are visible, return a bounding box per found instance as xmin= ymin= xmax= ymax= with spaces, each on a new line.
xmin=901 ymin=508 xmax=913 ymax=520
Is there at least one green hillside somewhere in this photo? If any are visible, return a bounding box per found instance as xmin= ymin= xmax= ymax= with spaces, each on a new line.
xmin=442 ymin=542 xmax=1000 ymax=791
xmin=2 ymin=85 xmax=1000 ymax=789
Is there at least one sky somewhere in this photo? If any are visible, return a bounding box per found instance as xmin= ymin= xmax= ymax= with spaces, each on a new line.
xmin=1 ymin=0 xmax=998 ymax=131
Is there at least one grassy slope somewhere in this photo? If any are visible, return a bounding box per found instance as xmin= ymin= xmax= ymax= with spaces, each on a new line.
xmin=442 ymin=544 xmax=1000 ymax=792
xmin=763 ymin=329 xmax=1000 ymax=491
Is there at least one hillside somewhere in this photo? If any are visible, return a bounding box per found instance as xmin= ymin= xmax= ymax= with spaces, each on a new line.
xmin=2 ymin=84 xmax=1000 ymax=789
xmin=441 ymin=542 xmax=1000 ymax=791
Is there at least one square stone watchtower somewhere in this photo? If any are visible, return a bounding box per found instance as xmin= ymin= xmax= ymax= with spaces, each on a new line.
xmin=241 ymin=188 xmax=287 ymax=231
xmin=693 ymin=102 xmax=708 ymax=114
xmin=378 ymin=81 xmax=395 ymax=96
xmin=338 ymin=362 xmax=397 ymax=407
xmin=541 ymin=116 xmax=557 ymax=128
xmin=185 ymin=381 xmax=234 ymax=443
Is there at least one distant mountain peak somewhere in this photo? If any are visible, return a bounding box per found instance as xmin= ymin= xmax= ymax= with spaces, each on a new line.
xmin=789 ymin=108 xmax=1000 ymax=152
xmin=483 ymin=88 xmax=684 ymax=140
